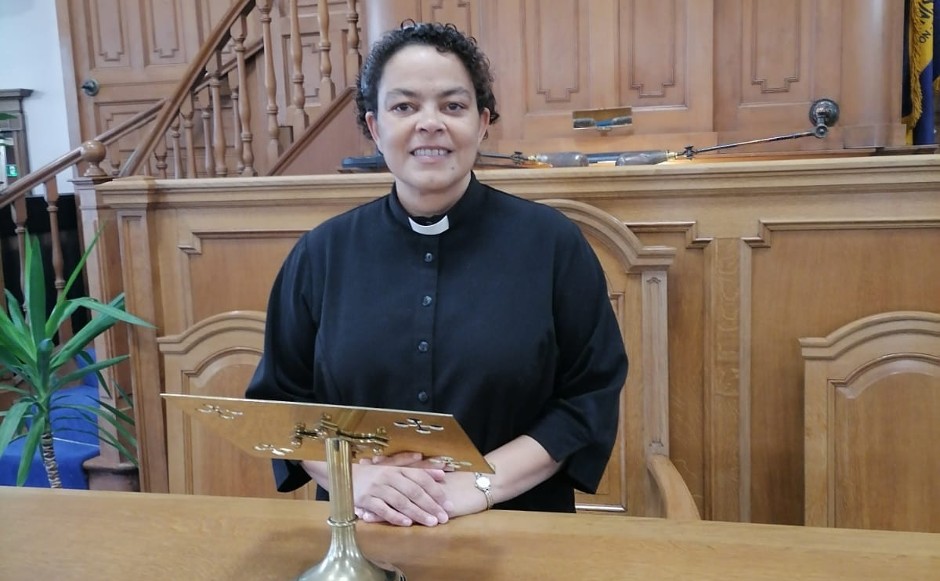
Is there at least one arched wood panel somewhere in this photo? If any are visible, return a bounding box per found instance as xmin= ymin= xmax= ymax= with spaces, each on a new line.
xmin=159 ymin=310 xmax=311 ymax=499
xmin=801 ymin=311 xmax=940 ymax=532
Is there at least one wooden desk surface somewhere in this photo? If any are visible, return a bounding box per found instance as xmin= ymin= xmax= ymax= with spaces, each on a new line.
xmin=1 ymin=487 xmax=937 ymax=580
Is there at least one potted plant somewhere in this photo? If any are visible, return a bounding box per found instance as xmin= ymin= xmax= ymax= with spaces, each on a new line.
xmin=0 ymin=231 xmax=153 ymax=487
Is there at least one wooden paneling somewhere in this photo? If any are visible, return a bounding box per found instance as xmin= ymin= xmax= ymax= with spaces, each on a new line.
xmin=362 ymin=0 xmax=905 ymax=158
xmin=57 ymin=0 xmax=238 ymax=170
xmin=98 ymin=156 xmax=940 ymax=523
xmin=802 ymin=312 xmax=940 ymax=532
xmin=487 ymin=0 xmax=715 ymax=154
xmin=159 ymin=312 xmax=311 ymax=499
xmin=714 ymin=0 xmax=841 ymax=150
xmin=750 ymin=228 xmax=940 ymax=524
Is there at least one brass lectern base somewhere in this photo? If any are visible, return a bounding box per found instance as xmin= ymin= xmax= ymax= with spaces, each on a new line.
xmin=296 ymin=519 xmax=405 ymax=581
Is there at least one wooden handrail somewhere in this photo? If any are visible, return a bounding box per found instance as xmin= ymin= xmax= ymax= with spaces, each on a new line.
xmin=191 ymin=38 xmax=264 ymax=95
xmin=120 ymin=0 xmax=257 ymax=177
xmin=0 ymin=99 xmax=166 ymax=209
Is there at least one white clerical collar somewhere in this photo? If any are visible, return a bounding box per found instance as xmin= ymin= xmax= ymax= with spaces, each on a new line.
xmin=408 ymin=215 xmax=450 ymax=235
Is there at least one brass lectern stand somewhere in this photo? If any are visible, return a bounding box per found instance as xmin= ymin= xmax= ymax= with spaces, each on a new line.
xmin=163 ymin=394 xmax=492 ymax=581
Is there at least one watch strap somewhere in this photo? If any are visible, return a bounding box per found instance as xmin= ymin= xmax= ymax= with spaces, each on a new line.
xmin=474 ymin=472 xmax=494 ymax=510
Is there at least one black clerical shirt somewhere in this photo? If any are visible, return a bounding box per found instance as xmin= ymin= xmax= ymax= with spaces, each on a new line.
xmin=246 ymin=174 xmax=628 ymax=512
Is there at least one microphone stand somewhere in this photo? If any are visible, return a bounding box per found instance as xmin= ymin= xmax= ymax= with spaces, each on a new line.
xmin=682 ymin=98 xmax=839 ymax=159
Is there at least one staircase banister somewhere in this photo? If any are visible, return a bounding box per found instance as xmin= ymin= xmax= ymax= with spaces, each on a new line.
xmin=0 ymin=99 xmax=166 ymax=209
xmin=119 ymin=0 xmax=258 ymax=178
xmin=192 ymin=38 xmax=265 ymax=96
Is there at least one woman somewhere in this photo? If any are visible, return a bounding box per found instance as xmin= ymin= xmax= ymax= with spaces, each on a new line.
xmin=246 ymin=22 xmax=627 ymax=527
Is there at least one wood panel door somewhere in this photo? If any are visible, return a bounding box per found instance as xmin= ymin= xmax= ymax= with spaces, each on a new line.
xmin=56 ymin=0 xmax=236 ymax=171
xmin=484 ymin=0 xmax=715 ymax=155
xmin=713 ymin=0 xmax=905 ymax=152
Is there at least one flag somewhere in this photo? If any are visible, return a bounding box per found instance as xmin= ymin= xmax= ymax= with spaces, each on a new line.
xmin=902 ymin=0 xmax=940 ymax=145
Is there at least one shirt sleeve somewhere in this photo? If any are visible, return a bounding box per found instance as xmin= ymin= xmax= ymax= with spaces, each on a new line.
xmin=245 ymin=235 xmax=319 ymax=492
xmin=526 ymin=221 xmax=628 ymax=493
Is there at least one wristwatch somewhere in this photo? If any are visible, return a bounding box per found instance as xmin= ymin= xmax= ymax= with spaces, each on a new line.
xmin=473 ymin=472 xmax=494 ymax=509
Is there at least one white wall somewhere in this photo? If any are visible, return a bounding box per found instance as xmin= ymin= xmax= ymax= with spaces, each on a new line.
xmin=1 ymin=0 xmax=74 ymax=194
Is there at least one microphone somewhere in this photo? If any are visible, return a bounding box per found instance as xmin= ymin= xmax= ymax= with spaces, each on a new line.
xmin=530 ymin=151 xmax=589 ymax=167
xmin=478 ymin=151 xmax=589 ymax=168
xmin=614 ymin=150 xmax=678 ymax=166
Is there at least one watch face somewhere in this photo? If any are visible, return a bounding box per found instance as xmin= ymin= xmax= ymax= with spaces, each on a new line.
xmin=476 ymin=475 xmax=491 ymax=489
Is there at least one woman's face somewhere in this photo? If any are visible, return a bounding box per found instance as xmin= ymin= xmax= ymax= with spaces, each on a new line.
xmin=366 ymin=44 xmax=490 ymax=216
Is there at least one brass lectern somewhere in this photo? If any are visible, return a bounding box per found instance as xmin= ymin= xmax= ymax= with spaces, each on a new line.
xmin=162 ymin=394 xmax=492 ymax=581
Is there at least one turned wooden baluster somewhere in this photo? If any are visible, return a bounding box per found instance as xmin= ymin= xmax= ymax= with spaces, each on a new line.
xmin=107 ymin=146 xmax=122 ymax=177
xmin=258 ymin=0 xmax=281 ymax=165
xmin=43 ymin=177 xmax=71 ymax=342
xmin=346 ymin=0 xmax=362 ymax=83
xmin=231 ymin=86 xmax=244 ymax=175
xmin=318 ymin=0 xmax=336 ymax=104
xmin=200 ymin=92 xmax=214 ymax=177
xmin=208 ymin=51 xmax=227 ymax=177
xmin=11 ymin=195 xmax=28 ymax=298
xmin=232 ymin=14 xmax=256 ymax=176
xmin=154 ymin=139 xmax=168 ymax=179
xmin=181 ymin=95 xmax=198 ymax=178
xmin=289 ymin=0 xmax=309 ymax=132
xmin=168 ymin=114 xmax=182 ymax=179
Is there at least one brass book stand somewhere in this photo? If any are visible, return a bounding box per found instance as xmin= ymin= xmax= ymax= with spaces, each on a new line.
xmin=163 ymin=394 xmax=492 ymax=581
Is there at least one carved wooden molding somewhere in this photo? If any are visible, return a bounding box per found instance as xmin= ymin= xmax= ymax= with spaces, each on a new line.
xmin=801 ymin=311 xmax=940 ymax=529
xmin=539 ymin=198 xmax=675 ymax=272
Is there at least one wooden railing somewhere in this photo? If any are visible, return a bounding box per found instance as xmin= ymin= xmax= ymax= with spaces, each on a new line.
xmin=121 ymin=0 xmax=362 ymax=179
xmin=0 ymin=100 xmax=165 ymax=333
xmin=2 ymin=0 xmax=366 ymax=310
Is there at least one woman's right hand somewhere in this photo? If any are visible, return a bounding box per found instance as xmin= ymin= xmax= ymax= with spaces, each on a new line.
xmin=304 ymin=453 xmax=451 ymax=527
xmin=352 ymin=454 xmax=452 ymax=527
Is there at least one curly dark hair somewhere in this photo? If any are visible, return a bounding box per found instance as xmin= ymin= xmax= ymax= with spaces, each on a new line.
xmin=355 ymin=21 xmax=500 ymax=138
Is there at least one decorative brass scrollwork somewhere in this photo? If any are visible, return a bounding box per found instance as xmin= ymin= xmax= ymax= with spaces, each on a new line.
xmin=196 ymin=403 xmax=244 ymax=420
xmin=393 ymin=417 xmax=444 ymax=434
xmin=427 ymin=456 xmax=473 ymax=471
xmin=292 ymin=415 xmax=391 ymax=458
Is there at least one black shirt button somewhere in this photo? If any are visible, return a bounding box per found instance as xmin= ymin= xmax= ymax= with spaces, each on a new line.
xmin=424 ymin=252 xmax=434 ymax=263
xmin=417 ymin=340 xmax=429 ymax=353
xmin=417 ymin=391 xmax=429 ymax=403
xmin=422 ymin=295 xmax=433 ymax=306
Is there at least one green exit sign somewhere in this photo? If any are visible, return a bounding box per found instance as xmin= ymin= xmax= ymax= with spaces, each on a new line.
xmin=5 ymin=164 xmax=17 ymax=178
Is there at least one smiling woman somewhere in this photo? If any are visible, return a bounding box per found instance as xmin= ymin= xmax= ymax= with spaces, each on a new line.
xmin=246 ymin=22 xmax=627 ymax=528
xmin=364 ymin=44 xmax=490 ymax=216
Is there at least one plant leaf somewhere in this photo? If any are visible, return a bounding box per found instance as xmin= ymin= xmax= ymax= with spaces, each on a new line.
xmin=50 ymin=314 xmax=117 ymax=369
xmin=72 ymin=296 xmax=155 ymax=328
xmin=62 ymin=403 xmax=136 ymax=441
xmin=34 ymin=339 xmax=55 ymax=400
xmin=0 ymin=399 xmax=31 ymax=459
xmin=63 ymin=226 xmax=103 ymax=301
xmin=0 ymin=384 xmax=31 ymax=397
xmin=56 ymin=354 xmax=128 ymax=386
xmin=92 ymin=398 xmax=136 ymax=427
xmin=0 ymin=290 xmax=36 ymax=367
xmin=15 ymin=415 xmax=45 ymax=486
xmin=23 ymin=235 xmax=48 ymax=345
xmin=96 ymin=430 xmax=138 ymax=466
xmin=43 ymin=301 xmax=81 ymax=343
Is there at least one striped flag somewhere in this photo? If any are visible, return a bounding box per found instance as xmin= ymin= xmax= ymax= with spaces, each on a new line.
xmin=903 ymin=0 xmax=940 ymax=144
